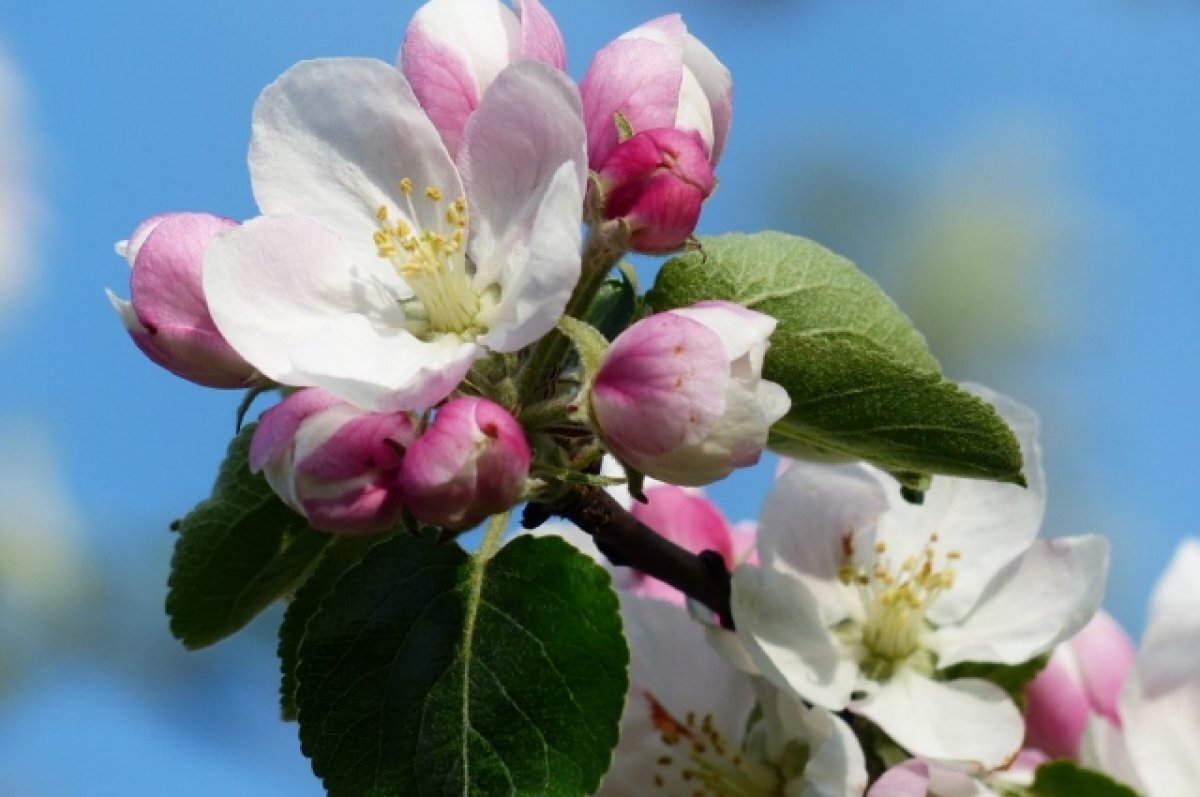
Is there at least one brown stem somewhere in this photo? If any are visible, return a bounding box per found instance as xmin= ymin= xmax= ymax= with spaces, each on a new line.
xmin=528 ymin=485 xmax=734 ymax=628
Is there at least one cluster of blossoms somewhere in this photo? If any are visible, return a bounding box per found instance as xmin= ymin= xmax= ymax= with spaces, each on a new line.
xmin=107 ymin=1 xmax=1193 ymax=795
xmin=108 ymin=0 xmax=781 ymax=534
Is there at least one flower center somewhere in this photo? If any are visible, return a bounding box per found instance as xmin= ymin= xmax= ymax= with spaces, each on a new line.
xmin=373 ymin=178 xmax=479 ymax=337
xmin=647 ymin=695 xmax=784 ymax=797
xmin=839 ymin=534 xmax=959 ymax=662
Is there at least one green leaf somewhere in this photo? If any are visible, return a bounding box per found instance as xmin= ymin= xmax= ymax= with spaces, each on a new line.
xmin=647 ymin=232 xmax=1024 ymax=484
xmin=942 ymin=653 xmax=1049 ymax=711
xmin=582 ymin=274 xmax=638 ymax=343
xmin=166 ymin=423 xmax=332 ymax=649
xmin=278 ymin=535 xmax=381 ymax=722
xmin=295 ymin=533 xmax=628 ymax=796
xmin=1031 ymin=761 xmax=1140 ymax=797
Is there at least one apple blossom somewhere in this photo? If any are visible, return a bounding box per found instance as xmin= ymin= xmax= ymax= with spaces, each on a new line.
xmin=589 ymin=300 xmax=790 ymax=486
xmin=601 ymin=592 xmax=868 ymax=797
xmin=400 ymin=0 xmax=565 ymax=156
xmin=867 ymin=751 xmax=1047 ymax=797
xmin=399 ymin=396 xmax=530 ymax=531
xmin=594 ymin=127 xmax=715 ymax=252
xmin=1094 ymin=539 xmax=1200 ymax=796
xmin=108 ymin=213 xmax=258 ymax=388
xmin=580 ymin=14 xmax=731 ymax=171
xmin=730 ymin=388 xmax=1110 ymax=769
xmin=250 ymin=388 xmax=417 ymax=535
xmin=204 ymin=57 xmax=587 ymax=412
xmin=1023 ymin=610 xmax=1134 ymax=760
xmin=581 ymin=15 xmax=730 ymax=251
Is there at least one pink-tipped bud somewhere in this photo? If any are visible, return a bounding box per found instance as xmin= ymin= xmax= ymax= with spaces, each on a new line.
xmin=399 ymin=397 xmax=530 ymax=531
xmin=250 ymin=388 xmax=417 ymax=535
xmin=590 ymin=301 xmax=790 ymax=487
xmin=596 ymin=128 xmax=715 ymax=253
xmin=1024 ymin=610 xmax=1136 ymax=759
xmin=107 ymin=212 xmax=258 ymax=388
xmin=621 ymin=484 xmax=740 ymax=602
xmin=400 ymin=0 xmax=566 ymax=155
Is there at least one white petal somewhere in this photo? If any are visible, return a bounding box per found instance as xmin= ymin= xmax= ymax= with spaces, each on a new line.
xmin=879 ymin=388 xmax=1046 ymax=626
xmin=681 ymin=32 xmax=733 ymax=163
xmin=760 ymin=693 xmax=867 ymax=797
xmin=458 ymin=60 xmax=585 ymax=292
xmin=730 ymin=564 xmax=858 ymax=710
xmin=1080 ymin=716 xmax=1143 ymax=792
xmin=476 ymin=161 xmax=581 ymax=352
xmin=406 ymin=0 xmax=519 ymax=97
xmin=758 ymin=462 xmax=888 ymax=625
xmin=855 ymin=669 xmax=1023 ymax=770
xmin=929 ymin=535 xmax=1109 ymax=668
xmin=1138 ymin=539 xmax=1200 ymax=691
xmin=249 ymin=58 xmax=461 ymax=271
xmin=1122 ymin=664 xmax=1200 ymax=797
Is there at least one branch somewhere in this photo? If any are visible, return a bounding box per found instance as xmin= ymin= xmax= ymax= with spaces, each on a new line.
xmin=526 ymin=485 xmax=734 ymax=628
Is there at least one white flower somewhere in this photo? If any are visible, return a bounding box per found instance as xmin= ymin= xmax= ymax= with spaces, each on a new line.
xmin=730 ymin=388 xmax=1109 ymax=769
xmin=204 ymin=57 xmax=587 ymax=411
xmin=602 ymin=593 xmax=868 ymax=797
xmin=1082 ymin=539 xmax=1200 ymax=795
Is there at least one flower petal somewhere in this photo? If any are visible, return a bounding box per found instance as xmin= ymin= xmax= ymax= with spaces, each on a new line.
xmin=400 ymin=0 xmax=520 ymax=154
xmin=515 ymin=0 xmax=565 ymax=68
xmin=730 ymin=564 xmax=857 ymax=710
xmin=855 ymin=669 xmax=1023 ymax=770
xmin=681 ymin=32 xmax=732 ymax=163
xmin=1080 ymin=716 xmax=1143 ymax=792
xmin=204 ymin=214 xmax=477 ymax=410
xmin=879 ymin=387 xmax=1046 ymax=626
xmin=249 ymin=58 xmax=461 ymax=271
xmin=1122 ymin=665 xmax=1200 ymax=797
xmin=928 ymin=535 xmax=1109 ymax=668
xmin=760 ymin=691 xmax=867 ymax=797
xmin=458 ymin=60 xmax=585 ymax=300
xmin=757 ymin=462 xmax=888 ymax=626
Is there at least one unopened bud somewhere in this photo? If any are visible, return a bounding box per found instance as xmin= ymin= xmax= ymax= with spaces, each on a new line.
xmin=400 ymin=397 xmax=531 ymax=531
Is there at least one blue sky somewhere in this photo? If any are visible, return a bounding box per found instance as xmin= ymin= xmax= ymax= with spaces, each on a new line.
xmin=1 ymin=0 xmax=1199 ymax=791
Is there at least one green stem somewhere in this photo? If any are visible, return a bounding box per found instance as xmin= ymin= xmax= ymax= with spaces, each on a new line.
xmin=516 ymin=223 xmax=627 ymax=404
xmin=475 ymin=509 xmax=511 ymax=564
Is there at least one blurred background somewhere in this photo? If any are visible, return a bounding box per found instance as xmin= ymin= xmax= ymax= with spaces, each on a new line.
xmin=1 ymin=0 xmax=1198 ymax=792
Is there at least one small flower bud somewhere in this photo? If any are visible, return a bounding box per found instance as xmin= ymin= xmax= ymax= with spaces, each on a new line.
xmin=107 ymin=212 xmax=258 ymax=388
xmin=590 ymin=301 xmax=790 ymax=487
xmin=595 ymin=128 xmax=715 ymax=253
xmin=401 ymin=0 xmax=566 ymax=155
xmin=400 ymin=397 xmax=530 ymax=531
xmin=250 ymin=388 xmax=417 ymax=535
xmin=1024 ymin=610 xmax=1135 ymax=759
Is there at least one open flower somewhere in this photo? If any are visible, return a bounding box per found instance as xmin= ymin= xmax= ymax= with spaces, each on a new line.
xmin=1082 ymin=539 xmax=1200 ymax=795
xmin=602 ymin=593 xmax=867 ymax=797
xmin=730 ymin=388 xmax=1109 ymax=769
xmin=400 ymin=0 xmax=565 ymax=155
xmin=204 ymin=58 xmax=587 ymax=412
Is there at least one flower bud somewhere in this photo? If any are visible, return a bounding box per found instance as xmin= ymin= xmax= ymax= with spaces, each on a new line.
xmin=250 ymin=388 xmax=417 ymax=535
xmin=400 ymin=0 xmax=566 ymax=155
xmin=107 ymin=212 xmax=258 ymax=388
xmin=400 ymin=397 xmax=530 ymax=531
xmin=581 ymin=14 xmax=731 ymax=171
xmin=590 ymin=301 xmax=790 ymax=487
xmin=621 ymin=484 xmax=751 ymax=602
xmin=1024 ymin=610 xmax=1135 ymax=759
xmin=595 ymin=128 xmax=715 ymax=253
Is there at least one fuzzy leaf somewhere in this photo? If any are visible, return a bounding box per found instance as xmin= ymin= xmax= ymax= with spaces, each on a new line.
xmin=647 ymin=232 xmax=1024 ymax=484
xmin=295 ymin=533 xmax=628 ymax=796
xmin=166 ymin=424 xmax=331 ymax=649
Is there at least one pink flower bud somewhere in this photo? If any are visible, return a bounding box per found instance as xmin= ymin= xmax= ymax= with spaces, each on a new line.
xmin=107 ymin=212 xmax=258 ymax=388
xmin=581 ymin=14 xmax=731 ymax=171
xmin=400 ymin=0 xmax=566 ymax=155
xmin=596 ymin=128 xmax=715 ymax=253
xmin=399 ymin=397 xmax=530 ymax=531
xmin=590 ymin=301 xmax=790 ymax=487
xmin=1024 ymin=610 xmax=1136 ymax=759
xmin=250 ymin=388 xmax=417 ymax=535
xmin=621 ymin=484 xmax=743 ymax=602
